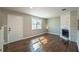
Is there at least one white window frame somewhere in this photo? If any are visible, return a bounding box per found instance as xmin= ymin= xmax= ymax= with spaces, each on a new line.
xmin=32 ymin=17 xmax=42 ymax=30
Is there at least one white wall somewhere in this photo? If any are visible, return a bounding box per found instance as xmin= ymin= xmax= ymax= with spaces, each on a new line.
xmin=70 ymin=11 xmax=77 ymax=42
xmin=0 ymin=26 xmax=4 ymax=51
xmin=23 ymin=15 xmax=46 ymax=39
xmin=48 ymin=17 xmax=60 ymax=35
xmin=0 ymin=9 xmax=7 ymax=44
xmin=0 ymin=8 xmax=46 ymax=44
xmin=60 ymin=12 xmax=70 ymax=30
xmin=77 ymin=9 xmax=79 ymax=49
xmin=77 ymin=31 xmax=79 ymax=49
xmin=0 ymin=10 xmax=2 ymax=27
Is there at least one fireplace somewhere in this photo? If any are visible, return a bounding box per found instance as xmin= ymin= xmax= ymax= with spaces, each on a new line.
xmin=62 ymin=29 xmax=69 ymax=38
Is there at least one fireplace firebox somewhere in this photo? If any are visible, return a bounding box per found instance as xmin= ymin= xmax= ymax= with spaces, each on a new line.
xmin=62 ymin=29 xmax=69 ymax=38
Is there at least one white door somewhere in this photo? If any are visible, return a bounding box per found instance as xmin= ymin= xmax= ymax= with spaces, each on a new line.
xmin=7 ymin=14 xmax=23 ymax=43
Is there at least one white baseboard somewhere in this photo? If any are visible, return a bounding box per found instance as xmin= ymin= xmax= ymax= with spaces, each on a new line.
xmin=47 ymin=32 xmax=60 ymax=36
xmin=77 ymin=42 xmax=79 ymax=51
xmin=5 ymin=32 xmax=46 ymax=44
xmin=60 ymin=35 xmax=69 ymax=40
xmin=4 ymin=42 xmax=8 ymax=45
xmin=23 ymin=32 xmax=46 ymax=40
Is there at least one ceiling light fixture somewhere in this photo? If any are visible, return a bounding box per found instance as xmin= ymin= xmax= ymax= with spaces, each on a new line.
xmin=62 ymin=8 xmax=66 ymax=11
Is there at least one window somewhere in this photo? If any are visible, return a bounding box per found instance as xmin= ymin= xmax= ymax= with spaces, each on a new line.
xmin=32 ymin=17 xmax=42 ymax=30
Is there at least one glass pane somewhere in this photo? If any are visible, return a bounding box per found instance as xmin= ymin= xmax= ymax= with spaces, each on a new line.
xmin=32 ymin=17 xmax=42 ymax=30
xmin=32 ymin=18 xmax=37 ymax=30
xmin=36 ymin=19 xmax=42 ymax=29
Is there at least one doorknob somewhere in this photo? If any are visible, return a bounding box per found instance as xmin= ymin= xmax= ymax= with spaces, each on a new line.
xmin=8 ymin=28 xmax=11 ymax=31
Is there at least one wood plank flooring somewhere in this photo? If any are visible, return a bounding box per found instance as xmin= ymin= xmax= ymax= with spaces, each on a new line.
xmin=4 ymin=34 xmax=78 ymax=52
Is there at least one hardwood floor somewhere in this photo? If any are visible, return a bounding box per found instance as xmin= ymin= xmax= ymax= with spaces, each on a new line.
xmin=4 ymin=34 xmax=78 ymax=52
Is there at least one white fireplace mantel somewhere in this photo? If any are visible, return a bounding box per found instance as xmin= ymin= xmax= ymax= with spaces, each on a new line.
xmin=60 ymin=11 xmax=77 ymax=42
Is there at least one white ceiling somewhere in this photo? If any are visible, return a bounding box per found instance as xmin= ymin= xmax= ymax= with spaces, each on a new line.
xmin=4 ymin=7 xmax=78 ymax=18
